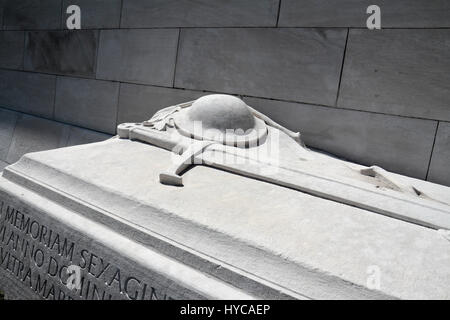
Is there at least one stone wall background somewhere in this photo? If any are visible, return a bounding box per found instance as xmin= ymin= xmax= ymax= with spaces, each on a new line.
xmin=0 ymin=0 xmax=449 ymax=185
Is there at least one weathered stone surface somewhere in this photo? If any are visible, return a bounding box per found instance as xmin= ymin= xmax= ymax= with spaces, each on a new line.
xmin=0 ymin=7 xmax=3 ymax=29
xmin=0 ymin=159 xmax=8 ymax=171
xmin=97 ymin=29 xmax=179 ymax=87
xmin=55 ymin=77 xmax=119 ymax=134
xmin=6 ymin=114 xmax=70 ymax=164
xmin=175 ymin=28 xmax=346 ymax=106
xmin=0 ymin=108 xmax=17 ymax=161
xmin=244 ymin=97 xmax=437 ymax=179
xmin=338 ymin=29 xmax=450 ymax=121
xmin=0 ymin=31 xmax=24 ymax=69
xmin=279 ymin=0 xmax=450 ymax=27
xmin=61 ymin=0 xmax=122 ymax=29
xmin=428 ymin=122 xmax=450 ymax=187
xmin=121 ymin=0 xmax=279 ymax=27
xmin=3 ymin=0 xmax=61 ymax=30
xmin=66 ymin=126 xmax=111 ymax=147
xmin=0 ymin=70 xmax=55 ymax=118
xmin=24 ymin=30 xmax=98 ymax=78
xmin=118 ymin=84 xmax=204 ymax=124
xmin=0 ymin=179 xmax=254 ymax=300
xmin=1 ymin=136 xmax=450 ymax=299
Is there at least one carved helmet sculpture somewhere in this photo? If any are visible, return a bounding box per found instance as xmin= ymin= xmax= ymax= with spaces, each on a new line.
xmin=117 ymin=94 xmax=450 ymax=232
xmin=118 ymin=94 xmax=303 ymax=186
xmin=173 ymin=95 xmax=267 ymax=147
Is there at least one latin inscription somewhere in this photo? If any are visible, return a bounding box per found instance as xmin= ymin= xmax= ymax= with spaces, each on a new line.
xmin=0 ymin=200 xmax=172 ymax=300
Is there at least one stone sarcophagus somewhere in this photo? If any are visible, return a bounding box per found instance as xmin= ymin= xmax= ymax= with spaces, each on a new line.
xmin=0 ymin=94 xmax=450 ymax=300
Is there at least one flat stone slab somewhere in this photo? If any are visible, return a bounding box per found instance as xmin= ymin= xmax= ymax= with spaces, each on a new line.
xmin=0 ymin=160 xmax=8 ymax=172
xmin=96 ymin=29 xmax=179 ymax=87
xmin=175 ymin=28 xmax=347 ymax=106
xmin=3 ymin=0 xmax=61 ymax=30
xmin=1 ymin=138 xmax=450 ymax=299
xmin=338 ymin=29 xmax=450 ymax=121
xmin=55 ymin=77 xmax=120 ymax=134
xmin=117 ymin=84 xmax=204 ymax=124
xmin=0 ymin=31 xmax=24 ymax=69
xmin=0 ymin=70 xmax=56 ymax=118
xmin=279 ymin=0 xmax=450 ymax=27
xmin=25 ymin=31 xmax=98 ymax=78
xmin=428 ymin=122 xmax=450 ymax=186
xmin=121 ymin=0 xmax=279 ymax=28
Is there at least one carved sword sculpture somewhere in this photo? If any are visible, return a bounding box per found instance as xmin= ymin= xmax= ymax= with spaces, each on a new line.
xmin=117 ymin=94 xmax=450 ymax=230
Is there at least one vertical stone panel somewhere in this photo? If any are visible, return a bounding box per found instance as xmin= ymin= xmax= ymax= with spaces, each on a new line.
xmin=175 ymin=28 xmax=347 ymax=106
xmin=427 ymin=122 xmax=450 ymax=186
xmin=0 ymin=70 xmax=55 ymax=118
xmin=3 ymin=0 xmax=61 ymax=30
xmin=55 ymin=77 xmax=120 ymax=134
xmin=6 ymin=114 xmax=70 ymax=164
xmin=121 ymin=0 xmax=279 ymax=27
xmin=338 ymin=29 xmax=450 ymax=121
xmin=0 ymin=108 xmax=18 ymax=161
xmin=66 ymin=126 xmax=111 ymax=147
xmin=0 ymin=31 xmax=24 ymax=69
xmin=244 ymin=97 xmax=437 ymax=179
xmin=117 ymin=84 xmax=205 ymax=124
xmin=24 ymin=30 xmax=99 ymax=77
xmin=279 ymin=0 xmax=450 ymax=27
xmin=0 ymin=159 xmax=8 ymax=171
xmin=0 ymin=7 xmax=3 ymax=29
xmin=97 ymin=29 xmax=179 ymax=87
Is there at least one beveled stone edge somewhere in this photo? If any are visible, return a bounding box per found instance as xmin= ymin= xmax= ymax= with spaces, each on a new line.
xmin=0 ymin=148 xmax=394 ymax=300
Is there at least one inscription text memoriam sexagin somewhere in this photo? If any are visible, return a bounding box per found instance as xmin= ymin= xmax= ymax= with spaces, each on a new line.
xmin=0 ymin=201 xmax=171 ymax=300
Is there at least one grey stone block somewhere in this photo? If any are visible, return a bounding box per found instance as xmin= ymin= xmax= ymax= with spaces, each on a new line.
xmin=244 ymin=97 xmax=437 ymax=179
xmin=97 ymin=29 xmax=179 ymax=87
xmin=0 ymin=31 xmax=24 ymax=69
xmin=3 ymin=0 xmax=61 ymax=30
xmin=61 ymin=0 xmax=121 ymax=29
xmin=0 ymin=159 xmax=8 ymax=171
xmin=279 ymin=0 xmax=450 ymax=27
xmin=118 ymin=84 xmax=205 ymax=124
xmin=6 ymin=114 xmax=70 ymax=164
xmin=121 ymin=0 xmax=279 ymax=28
xmin=428 ymin=122 xmax=450 ymax=187
xmin=175 ymin=28 xmax=347 ymax=106
xmin=0 ymin=108 xmax=18 ymax=161
xmin=0 ymin=0 xmax=5 ymax=28
xmin=66 ymin=126 xmax=111 ymax=147
xmin=24 ymin=30 xmax=98 ymax=78
xmin=338 ymin=29 xmax=450 ymax=121
xmin=0 ymin=70 xmax=55 ymax=118
xmin=55 ymin=77 xmax=119 ymax=134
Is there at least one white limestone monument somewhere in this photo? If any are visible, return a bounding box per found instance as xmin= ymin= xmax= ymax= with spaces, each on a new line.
xmin=0 ymin=94 xmax=449 ymax=300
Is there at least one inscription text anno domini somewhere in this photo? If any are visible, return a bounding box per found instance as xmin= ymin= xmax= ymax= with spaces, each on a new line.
xmin=0 ymin=201 xmax=172 ymax=300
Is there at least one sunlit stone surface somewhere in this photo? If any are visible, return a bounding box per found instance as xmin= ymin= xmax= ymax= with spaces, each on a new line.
xmin=1 ymin=95 xmax=450 ymax=300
